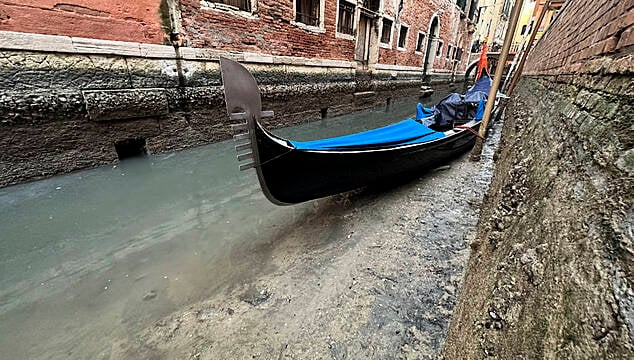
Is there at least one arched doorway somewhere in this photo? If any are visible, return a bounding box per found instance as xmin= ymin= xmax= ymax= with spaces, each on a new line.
xmin=423 ymin=15 xmax=440 ymax=78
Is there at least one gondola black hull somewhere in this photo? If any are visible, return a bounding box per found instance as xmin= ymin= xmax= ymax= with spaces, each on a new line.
xmin=254 ymin=122 xmax=481 ymax=204
xmin=219 ymin=56 xmax=490 ymax=205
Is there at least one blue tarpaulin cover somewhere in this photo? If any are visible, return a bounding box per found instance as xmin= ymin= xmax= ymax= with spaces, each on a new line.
xmin=290 ymin=119 xmax=445 ymax=151
xmin=416 ymin=103 xmax=435 ymax=121
xmin=287 ymin=78 xmax=493 ymax=151
xmin=429 ymin=76 xmax=492 ymax=128
xmin=465 ymin=76 xmax=493 ymax=99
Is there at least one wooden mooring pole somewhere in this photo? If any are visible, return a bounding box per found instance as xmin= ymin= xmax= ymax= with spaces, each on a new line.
xmin=470 ymin=0 xmax=526 ymax=161
xmin=507 ymin=0 xmax=552 ymax=95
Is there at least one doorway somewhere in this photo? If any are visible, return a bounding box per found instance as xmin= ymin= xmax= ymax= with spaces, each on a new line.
xmin=355 ymin=14 xmax=372 ymax=64
xmin=423 ymin=15 xmax=440 ymax=77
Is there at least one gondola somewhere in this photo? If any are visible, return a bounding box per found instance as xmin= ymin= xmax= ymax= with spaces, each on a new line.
xmin=220 ymin=57 xmax=495 ymax=205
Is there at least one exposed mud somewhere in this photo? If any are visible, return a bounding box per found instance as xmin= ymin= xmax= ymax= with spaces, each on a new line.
xmin=111 ymin=123 xmax=503 ymax=359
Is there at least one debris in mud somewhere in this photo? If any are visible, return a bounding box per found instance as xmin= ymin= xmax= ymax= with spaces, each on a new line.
xmin=434 ymin=165 xmax=452 ymax=172
xmin=240 ymin=288 xmax=271 ymax=306
xmin=197 ymin=308 xmax=220 ymax=322
xmin=143 ymin=290 xmax=157 ymax=301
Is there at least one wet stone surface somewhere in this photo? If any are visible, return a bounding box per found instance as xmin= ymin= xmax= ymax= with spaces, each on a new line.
xmin=113 ymin=123 xmax=504 ymax=359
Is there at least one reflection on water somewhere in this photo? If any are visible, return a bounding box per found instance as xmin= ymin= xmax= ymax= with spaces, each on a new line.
xmin=0 ymin=94 xmax=450 ymax=359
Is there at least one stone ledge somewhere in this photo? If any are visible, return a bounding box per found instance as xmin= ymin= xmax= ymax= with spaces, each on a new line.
xmin=0 ymin=31 xmax=356 ymax=69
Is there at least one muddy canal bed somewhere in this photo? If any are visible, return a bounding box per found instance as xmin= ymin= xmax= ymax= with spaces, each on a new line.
xmin=116 ymin=126 xmax=503 ymax=359
xmin=0 ymin=94 xmax=501 ymax=359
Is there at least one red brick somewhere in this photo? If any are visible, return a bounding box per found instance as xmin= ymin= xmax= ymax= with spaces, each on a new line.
xmin=0 ymin=0 xmax=164 ymax=43
xmin=616 ymin=25 xmax=634 ymax=49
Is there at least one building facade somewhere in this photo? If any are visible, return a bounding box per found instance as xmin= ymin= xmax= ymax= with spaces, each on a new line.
xmin=0 ymin=0 xmax=479 ymax=75
xmin=471 ymin=0 xmax=515 ymax=51
xmin=510 ymin=0 xmax=537 ymax=52
xmin=530 ymin=0 xmax=565 ymax=44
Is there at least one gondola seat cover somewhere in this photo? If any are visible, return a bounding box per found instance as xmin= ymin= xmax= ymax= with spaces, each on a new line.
xmin=290 ymin=119 xmax=445 ymax=151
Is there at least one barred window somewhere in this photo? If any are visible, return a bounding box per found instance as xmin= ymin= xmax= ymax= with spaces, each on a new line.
xmin=337 ymin=1 xmax=355 ymax=35
xmin=380 ymin=18 xmax=393 ymax=44
xmin=296 ymin=0 xmax=320 ymax=27
xmin=207 ymin=0 xmax=250 ymax=11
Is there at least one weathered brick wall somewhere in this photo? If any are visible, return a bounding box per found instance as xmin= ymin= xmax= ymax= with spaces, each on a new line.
xmin=0 ymin=0 xmax=166 ymax=43
xmin=524 ymin=0 xmax=634 ymax=75
xmin=378 ymin=0 xmax=471 ymax=72
xmin=180 ymin=0 xmax=472 ymax=71
xmin=180 ymin=0 xmax=355 ymax=60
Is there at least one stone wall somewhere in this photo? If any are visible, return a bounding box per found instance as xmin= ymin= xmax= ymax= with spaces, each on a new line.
xmin=442 ymin=0 xmax=633 ymax=358
xmin=0 ymin=31 xmax=448 ymax=188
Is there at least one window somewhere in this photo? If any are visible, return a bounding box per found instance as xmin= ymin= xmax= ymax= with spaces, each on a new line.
xmin=206 ymin=0 xmax=250 ymax=11
xmin=457 ymin=0 xmax=467 ymax=11
xmin=296 ymin=0 xmax=320 ymax=26
xmin=456 ymin=47 xmax=463 ymax=61
xmin=468 ymin=0 xmax=478 ymax=21
xmin=397 ymin=24 xmax=408 ymax=49
xmin=447 ymin=45 xmax=453 ymax=59
xmin=520 ymin=25 xmax=527 ymax=35
xmin=362 ymin=0 xmax=380 ymax=12
xmin=337 ymin=1 xmax=355 ymax=35
xmin=380 ymin=18 xmax=393 ymax=44
xmin=415 ymin=32 xmax=425 ymax=52
xmin=436 ymin=40 xmax=443 ymax=57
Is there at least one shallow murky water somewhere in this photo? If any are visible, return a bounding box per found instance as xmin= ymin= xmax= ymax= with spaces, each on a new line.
xmin=0 ymin=92 xmax=452 ymax=359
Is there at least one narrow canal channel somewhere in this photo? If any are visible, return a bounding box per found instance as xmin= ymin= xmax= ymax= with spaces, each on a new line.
xmin=0 ymin=90 xmax=463 ymax=359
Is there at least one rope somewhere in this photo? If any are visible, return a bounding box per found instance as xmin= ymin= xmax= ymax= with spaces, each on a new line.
xmin=455 ymin=125 xmax=485 ymax=140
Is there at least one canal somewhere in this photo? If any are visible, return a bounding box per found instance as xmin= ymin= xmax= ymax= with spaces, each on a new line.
xmin=0 ymin=90 xmax=461 ymax=359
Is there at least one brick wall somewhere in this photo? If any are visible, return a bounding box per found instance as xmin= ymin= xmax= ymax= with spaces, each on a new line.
xmin=0 ymin=0 xmax=166 ymax=43
xmin=378 ymin=0 xmax=472 ymax=72
xmin=180 ymin=0 xmax=355 ymax=60
xmin=180 ymin=0 xmax=473 ymax=72
xmin=524 ymin=0 xmax=634 ymax=75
